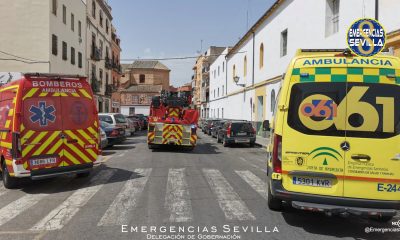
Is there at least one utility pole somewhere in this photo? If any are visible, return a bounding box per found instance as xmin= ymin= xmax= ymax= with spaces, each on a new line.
xmin=375 ymin=0 xmax=379 ymax=20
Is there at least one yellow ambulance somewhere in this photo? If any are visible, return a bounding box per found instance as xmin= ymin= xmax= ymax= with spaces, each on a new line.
xmin=265 ymin=49 xmax=400 ymax=221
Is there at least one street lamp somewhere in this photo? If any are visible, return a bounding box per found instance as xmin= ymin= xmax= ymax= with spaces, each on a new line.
xmin=233 ymin=76 xmax=245 ymax=87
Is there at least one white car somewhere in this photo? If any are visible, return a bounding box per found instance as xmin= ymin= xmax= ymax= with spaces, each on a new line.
xmin=98 ymin=113 xmax=133 ymax=137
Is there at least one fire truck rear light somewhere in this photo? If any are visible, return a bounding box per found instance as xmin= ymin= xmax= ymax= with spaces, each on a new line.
xmin=15 ymin=159 xmax=23 ymax=165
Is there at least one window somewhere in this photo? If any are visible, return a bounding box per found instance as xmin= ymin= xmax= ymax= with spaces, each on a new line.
xmin=62 ymin=5 xmax=66 ymax=24
xmin=259 ymin=43 xmax=264 ymax=68
xmin=129 ymin=107 xmax=135 ymax=115
xmin=281 ymin=29 xmax=288 ymax=57
xmin=218 ymin=66 xmax=220 ymax=76
xmin=52 ymin=34 xmax=58 ymax=56
xmin=222 ymin=85 xmax=224 ymax=96
xmin=223 ymin=62 xmax=225 ymax=72
xmin=99 ymin=40 xmax=103 ymax=58
xmin=244 ymin=56 xmax=247 ymax=77
xmin=62 ymin=41 xmax=67 ymax=60
xmin=213 ymin=90 xmax=215 ymax=98
xmin=99 ymin=69 xmax=103 ymax=84
xmin=217 ymin=88 xmax=219 ymax=97
xmin=139 ymin=74 xmax=145 ymax=83
xmin=232 ymin=64 xmax=236 ymax=81
xmin=52 ymin=0 xmax=57 ymax=15
xmin=78 ymin=21 xmax=82 ymax=37
xmin=271 ymin=89 xmax=276 ymax=113
xmin=325 ymin=0 xmax=340 ymax=36
xmin=71 ymin=47 xmax=75 ymax=65
xmin=78 ymin=52 xmax=82 ymax=68
xmin=106 ymin=19 xmax=109 ymax=34
xmin=92 ymin=0 xmax=96 ymax=18
xmin=99 ymin=10 xmax=103 ymax=27
xmin=71 ymin=13 xmax=74 ymax=31
xmin=222 ymin=108 xmax=224 ymax=118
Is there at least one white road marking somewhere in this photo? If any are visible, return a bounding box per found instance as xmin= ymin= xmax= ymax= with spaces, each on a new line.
xmin=0 ymin=193 xmax=48 ymax=226
xmin=203 ymin=169 xmax=255 ymax=221
xmin=239 ymin=157 xmax=268 ymax=173
xmin=165 ymin=168 xmax=193 ymax=222
xmin=235 ymin=170 xmax=267 ymax=200
xmin=0 ymin=184 xmax=8 ymax=197
xmin=117 ymin=151 xmax=128 ymax=157
xmin=98 ymin=168 xmax=152 ymax=226
xmin=31 ymin=169 xmax=116 ymax=231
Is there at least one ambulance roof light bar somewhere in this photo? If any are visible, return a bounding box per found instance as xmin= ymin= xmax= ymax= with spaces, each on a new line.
xmin=24 ymin=73 xmax=86 ymax=80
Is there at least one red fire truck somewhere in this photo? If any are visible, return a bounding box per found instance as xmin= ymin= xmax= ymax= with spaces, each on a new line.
xmin=147 ymin=91 xmax=199 ymax=150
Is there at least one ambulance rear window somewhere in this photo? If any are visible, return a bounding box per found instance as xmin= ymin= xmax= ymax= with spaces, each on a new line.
xmin=288 ymin=82 xmax=400 ymax=138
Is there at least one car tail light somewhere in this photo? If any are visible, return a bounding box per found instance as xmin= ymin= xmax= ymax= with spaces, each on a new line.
xmin=227 ymin=123 xmax=232 ymax=138
xmin=272 ymin=134 xmax=282 ymax=173
xmin=110 ymin=129 xmax=119 ymax=137
xmin=12 ymin=132 xmax=22 ymax=160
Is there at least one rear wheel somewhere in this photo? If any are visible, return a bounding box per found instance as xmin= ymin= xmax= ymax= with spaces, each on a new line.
xmin=267 ymin=179 xmax=283 ymax=211
xmin=249 ymin=142 xmax=255 ymax=147
xmin=2 ymin=161 xmax=19 ymax=189
xmin=77 ymin=171 xmax=91 ymax=178
xmin=148 ymin=144 xmax=154 ymax=150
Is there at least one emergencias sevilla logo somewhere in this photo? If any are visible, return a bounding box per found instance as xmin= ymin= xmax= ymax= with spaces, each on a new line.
xmin=30 ymin=101 xmax=56 ymax=126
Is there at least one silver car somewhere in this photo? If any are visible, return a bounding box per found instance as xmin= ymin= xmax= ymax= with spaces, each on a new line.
xmin=98 ymin=113 xmax=133 ymax=137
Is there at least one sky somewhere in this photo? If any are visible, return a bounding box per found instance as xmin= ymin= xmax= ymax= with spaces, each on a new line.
xmin=108 ymin=0 xmax=275 ymax=87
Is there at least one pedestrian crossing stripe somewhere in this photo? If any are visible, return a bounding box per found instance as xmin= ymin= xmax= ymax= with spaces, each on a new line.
xmin=291 ymin=67 xmax=400 ymax=84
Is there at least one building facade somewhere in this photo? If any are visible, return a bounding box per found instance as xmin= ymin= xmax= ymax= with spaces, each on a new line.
xmin=0 ymin=0 xmax=86 ymax=75
xmin=387 ymin=29 xmax=400 ymax=57
xmin=115 ymin=60 xmax=170 ymax=115
xmin=86 ymin=0 xmax=113 ymax=113
xmin=192 ymin=47 xmax=225 ymax=119
xmin=111 ymin=25 xmax=122 ymax=112
xmin=209 ymin=0 xmax=400 ymax=137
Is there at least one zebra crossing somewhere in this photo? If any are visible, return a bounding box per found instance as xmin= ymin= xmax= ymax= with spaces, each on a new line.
xmin=0 ymin=167 xmax=268 ymax=232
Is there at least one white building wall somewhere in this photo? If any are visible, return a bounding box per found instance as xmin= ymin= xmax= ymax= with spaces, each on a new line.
xmin=0 ymin=0 xmax=86 ymax=74
xmin=50 ymin=0 xmax=87 ymax=75
xmin=210 ymin=0 xmax=399 ymax=125
xmin=121 ymin=106 xmax=150 ymax=116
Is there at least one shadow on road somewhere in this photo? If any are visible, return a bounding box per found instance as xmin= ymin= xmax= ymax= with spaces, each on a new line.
xmin=151 ymin=142 xmax=221 ymax=155
xmin=17 ymin=165 xmax=143 ymax=195
xmin=281 ymin=206 xmax=394 ymax=240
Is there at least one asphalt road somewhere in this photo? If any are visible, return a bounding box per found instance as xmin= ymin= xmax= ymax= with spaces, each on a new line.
xmin=0 ymin=131 xmax=398 ymax=240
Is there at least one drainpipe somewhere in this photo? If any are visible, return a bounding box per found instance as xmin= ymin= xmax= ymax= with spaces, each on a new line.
xmin=375 ymin=0 xmax=379 ymax=21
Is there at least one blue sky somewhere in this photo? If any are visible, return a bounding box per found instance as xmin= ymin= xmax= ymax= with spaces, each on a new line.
xmin=108 ymin=0 xmax=275 ymax=87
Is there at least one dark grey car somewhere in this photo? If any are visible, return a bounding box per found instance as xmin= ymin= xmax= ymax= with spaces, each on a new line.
xmin=217 ymin=121 xmax=256 ymax=147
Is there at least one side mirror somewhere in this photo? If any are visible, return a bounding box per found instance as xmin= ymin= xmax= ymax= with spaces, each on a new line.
xmin=262 ymin=120 xmax=270 ymax=131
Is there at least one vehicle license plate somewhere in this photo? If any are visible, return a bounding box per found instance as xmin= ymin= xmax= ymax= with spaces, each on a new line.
xmin=292 ymin=176 xmax=332 ymax=188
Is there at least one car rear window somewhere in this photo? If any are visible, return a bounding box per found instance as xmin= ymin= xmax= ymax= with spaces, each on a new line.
xmin=231 ymin=122 xmax=253 ymax=132
xmin=99 ymin=115 xmax=113 ymax=124
xmin=114 ymin=114 xmax=127 ymax=124
xmin=100 ymin=121 xmax=112 ymax=128
xmin=288 ymin=82 xmax=400 ymax=138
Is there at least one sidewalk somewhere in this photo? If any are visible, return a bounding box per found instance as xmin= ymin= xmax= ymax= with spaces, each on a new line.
xmin=255 ymin=135 xmax=270 ymax=148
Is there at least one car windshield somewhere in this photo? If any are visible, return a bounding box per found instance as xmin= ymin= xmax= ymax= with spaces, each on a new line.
xmin=231 ymin=122 xmax=253 ymax=132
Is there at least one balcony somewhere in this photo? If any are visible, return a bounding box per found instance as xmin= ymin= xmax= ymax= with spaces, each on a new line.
xmin=105 ymin=57 xmax=112 ymax=69
xmin=112 ymin=62 xmax=122 ymax=74
xmin=91 ymin=75 xmax=100 ymax=93
xmin=91 ymin=45 xmax=101 ymax=61
xmin=105 ymin=84 xmax=114 ymax=96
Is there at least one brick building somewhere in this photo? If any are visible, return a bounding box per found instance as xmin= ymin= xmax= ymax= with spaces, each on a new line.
xmin=113 ymin=60 xmax=170 ymax=115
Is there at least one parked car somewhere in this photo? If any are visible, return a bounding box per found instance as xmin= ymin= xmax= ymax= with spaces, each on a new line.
xmin=202 ymin=119 xmax=214 ymax=134
xmin=100 ymin=127 xmax=108 ymax=149
xmin=100 ymin=121 xmax=126 ymax=147
xmin=133 ymin=114 xmax=148 ymax=129
xmin=217 ymin=121 xmax=256 ymax=147
xmin=98 ymin=113 xmax=133 ymax=136
xmin=211 ymin=120 xmax=226 ymax=138
xmin=125 ymin=118 xmax=136 ymax=136
xmin=206 ymin=119 xmax=221 ymax=135
xmin=127 ymin=115 xmax=145 ymax=130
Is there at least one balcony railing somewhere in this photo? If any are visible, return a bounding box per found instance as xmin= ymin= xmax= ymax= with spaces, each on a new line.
xmin=91 ymin=75 xmax=100 ymax=93
xmin=105 ymin=57 xmax=112 ymax=69
xmin=105 ymin=84 xmax=114 ymax=96
xmin=112 ymin=62 xmax=122 ymax=74
xmin=91 ymin=45 xmax=101 ymax=61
